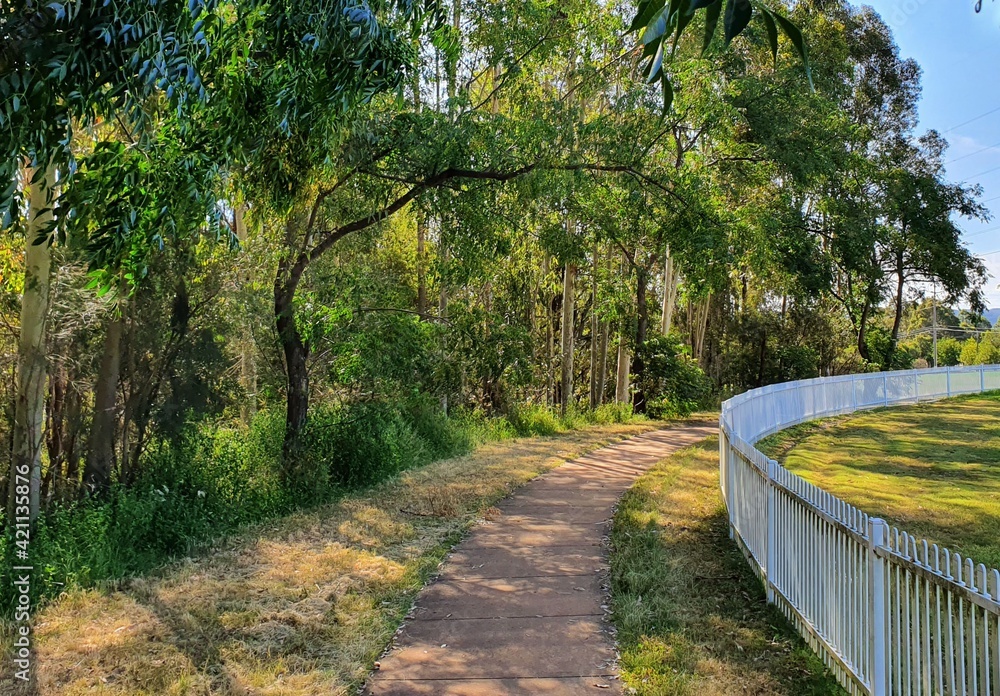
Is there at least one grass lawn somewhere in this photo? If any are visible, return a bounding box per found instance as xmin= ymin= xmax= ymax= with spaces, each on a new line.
xmin=2 ymin=422 xmax=659 ymax=696
xmin=757 ymin=392 xmax=1000 ymax=571
xmin=610 ymin=438 xmax=845 ymax=696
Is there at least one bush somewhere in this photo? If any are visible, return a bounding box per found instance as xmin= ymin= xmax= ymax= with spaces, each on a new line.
xmin=1 ymin=392 xmax=642 ymax=614
xmin=452 ymin=408 xmax=519 ymax=445
xmin=961 ymin=338 xmax=981 ymax=365
xmin=937 ymin=337 xmax=962 ymax=367
xmin=506 ymin=404 xmax=565 ymax=436
xmin=293 ymin=398 xmax=475 ymax=492
xmin=978 ymin=334 xmax=1000 ymax=365
xmin=2 ymin=397 xmax=478 ymax=613
xmin=590 ymin=402 xmax=635 ymax=424
xmin=637 ymin=334 xmax=712 ymax=418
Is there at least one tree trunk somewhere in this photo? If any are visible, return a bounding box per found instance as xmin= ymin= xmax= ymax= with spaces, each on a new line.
xmin=890 ymin=251 xmax=905 ymax=349
xmin=632 ymin=266 xmax=649 ymax=413
xmin=597 ymin=321 xmax=609 ymax=405
xmin=857 ymin=299 xmax=872 ymax=363
xmin=275 ymin=275 xmax=309 ymax=456
xmin=447 ymin=0 xmax=461 ymax=119
xmin=43 ymin=364 xmax=66 ymax=505
xmin=560 ymin=261 xmax=576 ymax=415
xmin=417 ymin=219 xmax=428 ymax=316
xmin=9 ymin=163 xmax=55 ymax=524
xmin=235 ymin=203 xmax=257 ymax=424
xmin=544 ymin=255 xmax=555 ymax=407
xmin=439 ymin=242 xmax=449 ymax=413
xmin=756 ymin=328 xmax=767 ymax=388
xmin=660 ymin=245 xmax=678 ymax=335
xmin=413 ymin=67 xmax=429 ymax=319
xmin=615 ymin=337 xmax=630 ymax=404
xmin=589 ymin=244 xmax=599 ymax=409
xmin=60 ymin=384 xmax=81 ymax=500
xmin=84 ymin=314 xmax=123 ymax=493
xmin=694 ymin=293 xmax=711 ymax=364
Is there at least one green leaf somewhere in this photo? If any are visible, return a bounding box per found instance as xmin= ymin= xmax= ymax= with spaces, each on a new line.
xmin=630 ymin=0 xmax=665 ymax=32
xmin=689 ymin=0 xmax=717 ymax=9
xmin=761 ymin=9 xmax=778 ymax=67
xmin=672 ymin=0 xmax=696 ymax=56
xmin=646 ymin=40 xmax=666 ymax=83
xmin=641 ymin=4 xmax=673 ymax=45
xmin=661 ymin=76 xmax=674 ymax=118
xmin=771 ymin=10 xmax=814 ymax=90
xmin=723 ymin=0 xmax=752 ymax=45
xmin=702 ymin=0 xmax=722 ymax=55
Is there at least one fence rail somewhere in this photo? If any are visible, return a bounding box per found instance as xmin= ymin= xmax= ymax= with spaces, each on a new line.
xmin=720 ymin=365 xmax=1000 ymax=695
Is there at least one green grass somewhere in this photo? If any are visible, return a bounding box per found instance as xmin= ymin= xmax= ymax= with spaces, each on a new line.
xmin=758 ymin=392 xmax=1000 ymax=570
xmin=610 ymin=438 xmax=846 ymax=696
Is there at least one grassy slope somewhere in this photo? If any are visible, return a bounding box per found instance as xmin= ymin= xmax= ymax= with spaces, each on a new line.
xmin=3 ymin=422 xmax=659 ymax=696
xmin=611 ymin=438 xmax=845 ymax=696
xmin=758 ymin=393 xmax=1000 ymax=570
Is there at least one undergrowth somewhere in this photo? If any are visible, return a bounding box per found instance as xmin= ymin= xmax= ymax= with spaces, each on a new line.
xmin=1 ymin=398 xmax=643 ymax=614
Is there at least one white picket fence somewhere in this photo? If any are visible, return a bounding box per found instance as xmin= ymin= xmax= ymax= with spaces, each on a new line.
xmin=720 ymin=365 xmax=1000 ymax=695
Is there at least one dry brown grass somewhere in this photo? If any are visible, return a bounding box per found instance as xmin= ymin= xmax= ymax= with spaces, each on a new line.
xmin=7 ymin=422 xmax=656 ymax=696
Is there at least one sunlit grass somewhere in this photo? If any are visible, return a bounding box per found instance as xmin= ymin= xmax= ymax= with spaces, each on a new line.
xmin=610 ymin=438 xmax=845 ymax=696
xmin=758 ymin=392 xmax=1000 ymax=570
xmin=2 ymin=422 xmax=660 ymax=695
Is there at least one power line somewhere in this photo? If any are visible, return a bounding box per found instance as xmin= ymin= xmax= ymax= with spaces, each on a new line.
xmin=899 ymin=326 xmax=996 ymax=340
xmin=963 ymin=224 xmax=1000 ymax=239
xmin=947 ymin=138 xmax=1000 ymax=165
xmin=966 ymin=162 xmax=1000 ymax=181
xmin=940 ymin=104 xmax=1000 ymax=135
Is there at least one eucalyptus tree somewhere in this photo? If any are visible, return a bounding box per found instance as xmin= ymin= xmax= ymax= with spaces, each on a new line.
xmin=1 ymin=0 xmax=445 ymax=500
xmin=248 ymin=0 xmax=686 ymax=447
xmin=879 ymin=133 xmax=987 ymax=363
xmin=2 ymin=0 xmax=215 ymax=516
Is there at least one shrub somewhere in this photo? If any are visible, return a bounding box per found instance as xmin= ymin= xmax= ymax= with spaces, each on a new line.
xmin=506 ymin=404 xmax=565 ymax=436
xmin=961 ymin=338 xmax=981 ymax=365
xmin=451 ymin=408 xmax=518 ymax=445
xmin=590 ymin=402 xmax=635 ymax=424
xmin=937 ymin=337 xmax=962 ymax=367
xmin=978 ymin=334 xmax=1000 ymax=365
xmin=1 ymin=391 xmax=638 ymax=614
xmin=402 ymin=394 xmax=472 ymax=459
xmin=637 ymin=334 xmax=712 ymax=418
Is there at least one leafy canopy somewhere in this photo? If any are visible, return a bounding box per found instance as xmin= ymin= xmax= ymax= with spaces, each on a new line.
xmin=630 ymin=0 xmax=812 ymax=112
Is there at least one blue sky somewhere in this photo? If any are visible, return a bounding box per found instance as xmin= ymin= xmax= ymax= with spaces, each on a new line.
xmin=855 ymin=1 xmax=1000 ymax=307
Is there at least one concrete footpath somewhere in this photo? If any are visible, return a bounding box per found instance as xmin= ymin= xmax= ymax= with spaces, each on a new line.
xmin=365 ymin=423 xmax=716 ymax=696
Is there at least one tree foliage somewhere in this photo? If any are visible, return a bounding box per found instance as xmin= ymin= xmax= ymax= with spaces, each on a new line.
xmin=0 ymin=0 xmax=991 ymax=639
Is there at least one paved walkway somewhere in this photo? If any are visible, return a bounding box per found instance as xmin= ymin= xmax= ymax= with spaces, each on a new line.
xmin=366 ymin=423 xmax=716 ymax=696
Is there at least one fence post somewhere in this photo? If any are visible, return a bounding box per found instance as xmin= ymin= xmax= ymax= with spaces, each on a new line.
xmin=868 ymin=517 xmax=890 ymax=696
xmin=719 ymin=424 xmax=735 ymax=539
xmin=719 ymin=423 xmax=728 ymax=509
xmin=982 ymin=365 xmax=986 ymax=394
xmin=766 ymin=458 xmax=777 ymax=603
xmin=852 ymin=374 xmax=858 ymax=411
xmin=947 ymin=367 xmax=952 ymax=398
xmin=882 ymin=372 xmax=888 ymax=406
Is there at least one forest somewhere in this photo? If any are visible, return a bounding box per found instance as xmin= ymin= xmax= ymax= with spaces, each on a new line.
xmin=0 ymin=0 xmax=989 ymax=611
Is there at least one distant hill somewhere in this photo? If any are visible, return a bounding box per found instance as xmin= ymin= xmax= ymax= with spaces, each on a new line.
xmin=985 ymin=308 xmax=1000 ymax=326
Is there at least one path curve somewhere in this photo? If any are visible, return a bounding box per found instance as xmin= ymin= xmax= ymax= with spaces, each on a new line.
xmin=366 ymin=422 xmax=716 ymax=696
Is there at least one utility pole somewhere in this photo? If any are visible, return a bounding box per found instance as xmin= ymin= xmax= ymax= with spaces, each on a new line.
xmin=932 ymin=279 xmax=938 ymax=368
